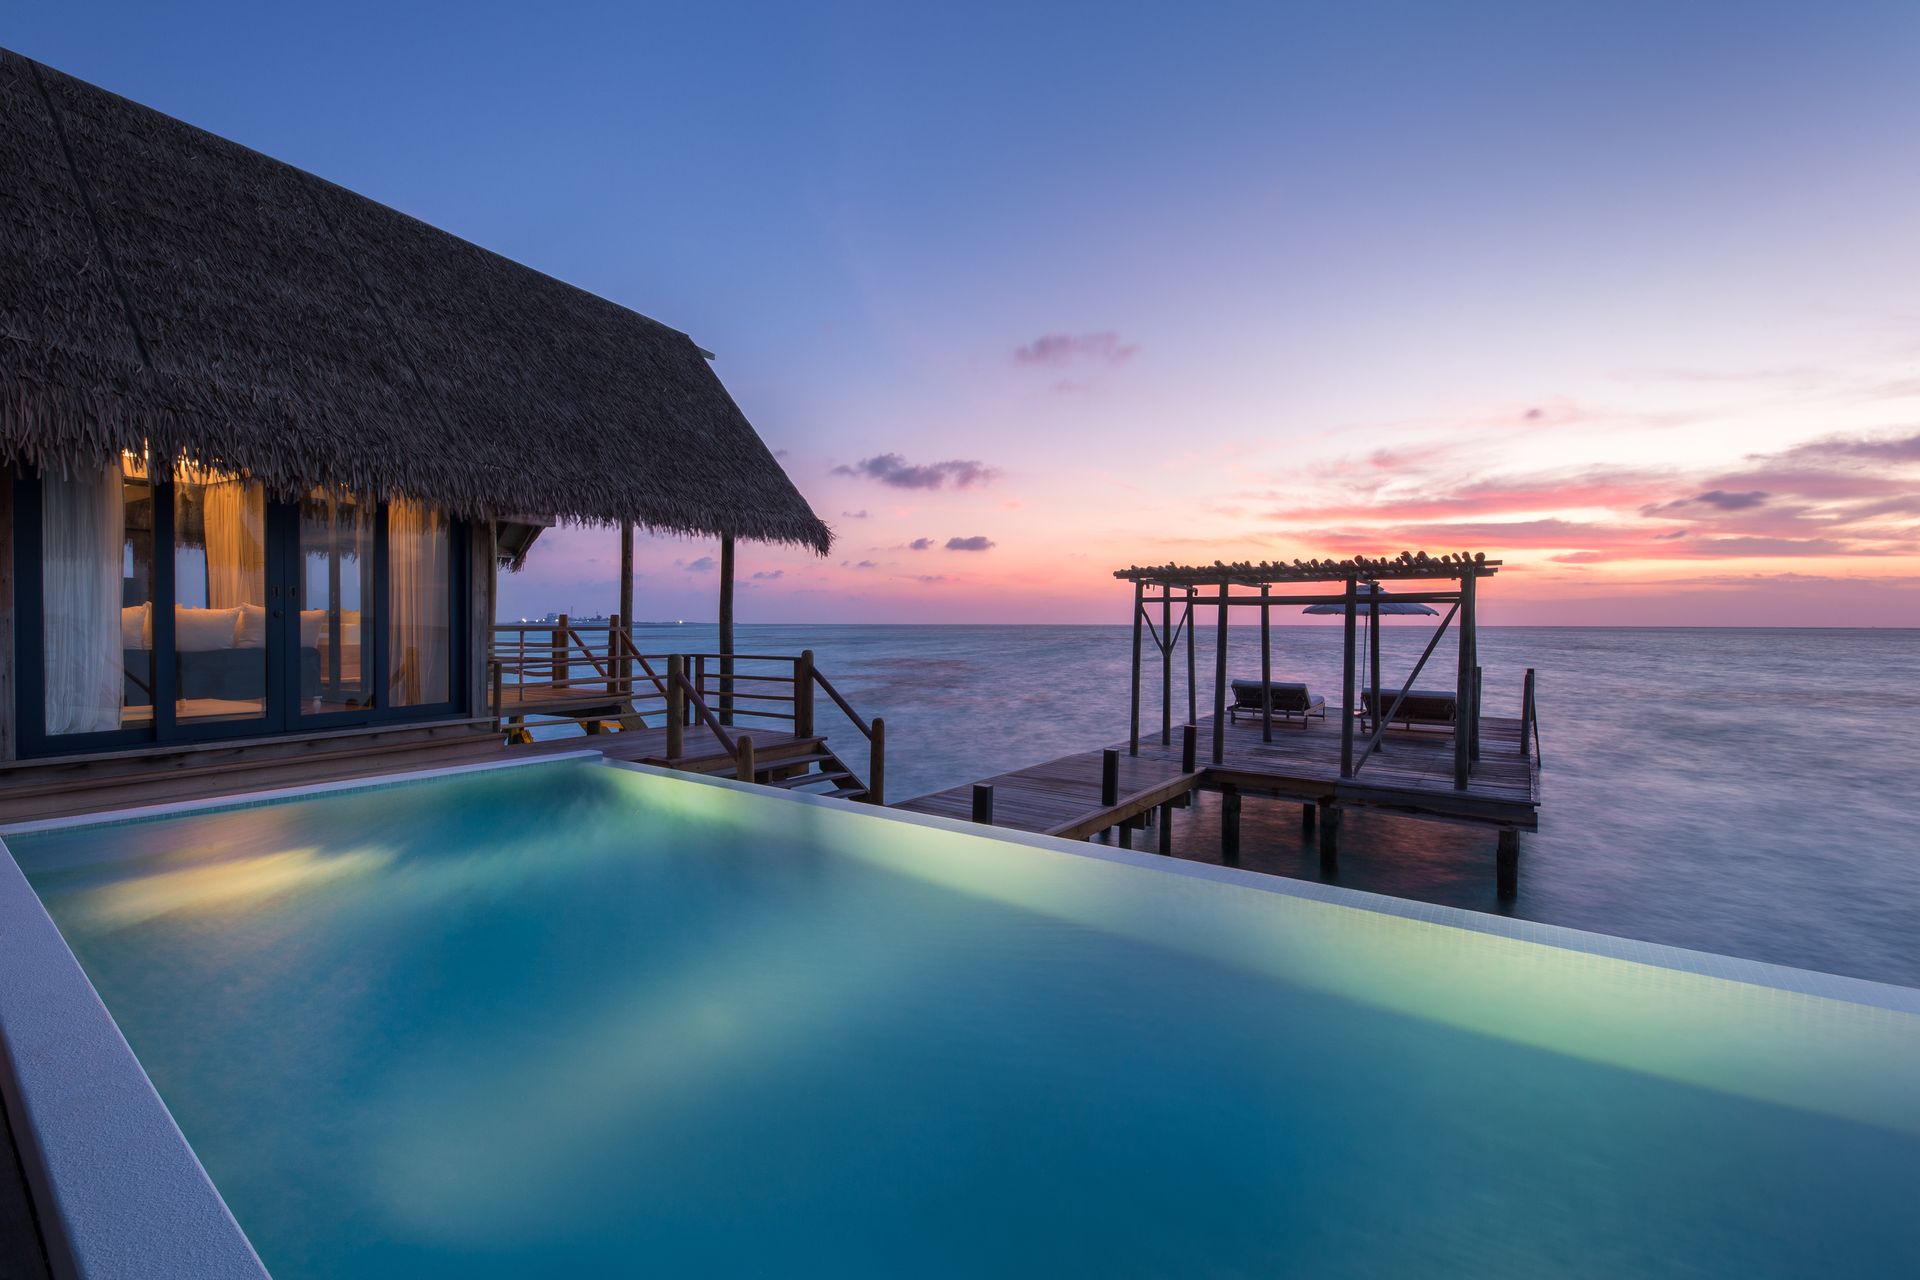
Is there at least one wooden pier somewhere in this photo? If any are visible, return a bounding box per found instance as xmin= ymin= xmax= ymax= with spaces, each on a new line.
xmin=900 ymin=551 xmax=1544 ymax=894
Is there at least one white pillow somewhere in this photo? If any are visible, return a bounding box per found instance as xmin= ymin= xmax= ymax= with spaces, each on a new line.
xmin=234 ymin=603 xmax=268 ymax=649
xmin=176 ymin=606 xmax=241 ymax=652
xmin=120 ymin=602 xmax=151 ymax=649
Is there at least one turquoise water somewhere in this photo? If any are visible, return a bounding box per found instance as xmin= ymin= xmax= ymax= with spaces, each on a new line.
xmin=9 ymin=761 xmax=1920 ymax=1277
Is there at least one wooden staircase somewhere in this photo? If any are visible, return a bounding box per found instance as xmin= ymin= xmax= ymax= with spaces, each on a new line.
xmin=488 ymin=623 xmax=886 ymax=803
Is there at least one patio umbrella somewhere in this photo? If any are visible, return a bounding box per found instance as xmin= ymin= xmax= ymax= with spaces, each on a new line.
xmin=1302 ymin=584 xmax=1438 ymax=732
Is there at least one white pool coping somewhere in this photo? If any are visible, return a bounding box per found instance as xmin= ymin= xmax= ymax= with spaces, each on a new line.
xmin=0 ymin=747 xmax=1914 ymax=1280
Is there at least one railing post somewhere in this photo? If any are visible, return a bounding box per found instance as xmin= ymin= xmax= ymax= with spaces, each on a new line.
xmin=1181 ymin=724 xmax=1197 ymax=774
xmin=867 ymin=716 xmax=885 ymax=805
xmin=552 ymin=613 xmax=569 ymax=689
xmin=1101 ymin=748 xmax=1120 ymax=807
xmin=666 ymin=655 xmax=685 ymax=760
xmin=972 ymin=783 xmax=994 ymax=824
xmin=608 ymin=614 xmax=622 ymax=694
xmin=795 ymin=650 xmax=815 ymax=739
xmin=696 ymin=654 xmax=707 ymax=711
xmin=490 ymin=660 xmax=504 ymax=733
xmin=736 ymin=734 xmax=755 ymax=783
xmin=1471 ymin=664 xmax=1483 ymax=761
xmin=682 ymin=655 xmax=695 ymax=726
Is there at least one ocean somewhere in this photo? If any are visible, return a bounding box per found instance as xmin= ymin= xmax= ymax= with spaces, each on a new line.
xmin=623 ymin=623 xmax=1920 ymax=989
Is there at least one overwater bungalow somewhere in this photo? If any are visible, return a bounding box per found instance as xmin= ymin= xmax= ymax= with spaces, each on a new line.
xmin=0 ymin=50 xmax=865 ymax=820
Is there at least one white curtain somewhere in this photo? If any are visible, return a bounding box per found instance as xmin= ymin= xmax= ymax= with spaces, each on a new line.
xmin=205 ymin=479 xmax=265 ymax=609
xmin=389 ymin=499 xmax=450 ymax=705
xmin=42 ymin=465 xmax=125 ymax=735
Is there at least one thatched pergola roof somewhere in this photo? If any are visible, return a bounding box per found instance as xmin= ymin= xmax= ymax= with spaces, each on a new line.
xmin=1115 ymin=553 xmax=1501 ymax=587
xmin=0 ymin=50 xmax=830 ymax=554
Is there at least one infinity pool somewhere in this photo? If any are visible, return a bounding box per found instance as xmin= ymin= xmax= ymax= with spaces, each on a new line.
xmin=7 ymin=760 xmax=1919 ymax=1277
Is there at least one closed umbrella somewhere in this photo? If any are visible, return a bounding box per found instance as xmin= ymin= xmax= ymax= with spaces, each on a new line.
xmin=1303 ymin=584 xmax=1438 ymax=732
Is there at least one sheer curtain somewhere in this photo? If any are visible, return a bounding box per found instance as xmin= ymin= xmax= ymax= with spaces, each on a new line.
xmin=205 ymin=478 xmax=265 ymax=609
xmin=388 ymin=499 xmax=450 ymax=706
xmin=42 ymin=464 xmax=125 ymax=734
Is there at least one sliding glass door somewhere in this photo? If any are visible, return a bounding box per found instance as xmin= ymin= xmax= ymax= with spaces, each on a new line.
xmin=13 ymin=462 xmax=466 ymax=756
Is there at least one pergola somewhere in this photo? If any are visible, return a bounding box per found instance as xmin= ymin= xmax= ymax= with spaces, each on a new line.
xmin=1112 ymin=553 xmax=1501 ymax=789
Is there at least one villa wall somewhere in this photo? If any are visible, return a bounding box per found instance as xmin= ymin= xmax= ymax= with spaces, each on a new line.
xmin=469 ymin=522 xmax=497 ymax=721
xmin=0 ymin=470 xmax=13 ymax=763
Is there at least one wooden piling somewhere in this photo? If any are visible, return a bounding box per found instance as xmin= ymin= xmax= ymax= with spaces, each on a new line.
xmin=1301 ymin=802 xmax=1316 ymax=835
xmin=1101 ymin=748 xmax=1120 ymax=807
xmin=1318 ymin=801 xmax=1339 ymax=871
xmin=1159 ymin=800 xmax=1174 ymax=855
xmin=868 ymin=717 xmax=885 ymax=805
xmin=1181 ymin=723 xmax=1197 ymax=773
xmin=735 ymin=734 xmax=755 ymax=783
xmin=1497 ymin=828 xmax=1519 ymax=898
xmin=972 ymin=783 xmax=994 ymax=824
xmin=1221 ymin=785 xmax=1241 ymax=863
xmin=794 ymin=650 xmax=815 ymax=738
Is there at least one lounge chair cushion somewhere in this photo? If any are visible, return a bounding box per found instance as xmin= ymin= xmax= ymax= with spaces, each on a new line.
xmin=1365 ymin=688 xmax=1458 ymax=724
xmin=1230 ymin=680 xmax=1320 ymax=714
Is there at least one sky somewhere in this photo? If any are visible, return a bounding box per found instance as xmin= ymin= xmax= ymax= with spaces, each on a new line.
xmin=14 ymin=1 xmax=1920 ymax=625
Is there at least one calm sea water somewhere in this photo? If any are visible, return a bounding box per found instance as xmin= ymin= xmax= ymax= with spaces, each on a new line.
xmin=629 ymin=623 xmax=1920 ymax=988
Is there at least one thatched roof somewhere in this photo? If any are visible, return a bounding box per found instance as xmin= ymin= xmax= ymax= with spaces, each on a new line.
xmin=0 ymin=50 xmax=830 ymax=553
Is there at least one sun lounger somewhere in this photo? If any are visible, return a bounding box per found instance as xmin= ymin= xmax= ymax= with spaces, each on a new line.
xmin=1363 ymin=688 xmax=1458 ymax=730
xmin=1228 ymin=679 xmax=1326 ymax=726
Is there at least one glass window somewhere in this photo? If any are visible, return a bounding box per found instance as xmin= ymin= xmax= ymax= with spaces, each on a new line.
xmin=388 ymin=499 xmax=451 ymax=706
xmin=41 ymin=456 xmax=153 ymax=734
xmin=172 ymin=464 xmax=266 ymax=723
xmin=298 ymin=491 xmax=376 ymax=714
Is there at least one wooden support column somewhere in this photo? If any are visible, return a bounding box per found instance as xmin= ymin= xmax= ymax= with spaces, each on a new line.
xmin=1129 ymin=580 xmax=1143 ymax=755
xmin=1160 ymin=581 xmax=1173 ymax=745
xmin=1259 ymin=582 xmax=1272 ymax=743
xmin=735 ymin=734 xmax=755 ymax=783
xmin=1158 ymin=800 xmax=1174 ymax=855
xmin=552 ymin=613 xmax=570 ymax=690
xmin=1497 ymin=828 xmax=1519 ymax=898
xmin=1368 ymin=590 xmax=1381 ymax=748
xmin=1185 ymin=586 xmax=1198 ymax=725
xmin=1318 ymin=801 xmax=1339 ymax=871
xmin=972 ymin=784 xmax=994 ymax=824
xmin=1221 ymin=785 xmax=1241 ymax=863
xmin=718 ymin=533 xmax=736 ymax=724
xmin=1181 ymin=723 xmax=1197 ymax=773
xmin=868 ymin=717 xmax=886 ymax=806
xmin=1101 ymin=748 xmax=1120 ymax=807
xmin=1339 ymin=578 xmax=1358 ymax=778
xmin=794 ymin=650 xmax=815 ymax=738
xmin=1454 ymin=570 xmax=1476 ymax=789
xmin=665 ymin=654 xmax=685 ymax=760
xmin=1211 ymin=581 xmax=1229 ymax=764
xmin=1301 ymin=803 xmax=1316 ymax=835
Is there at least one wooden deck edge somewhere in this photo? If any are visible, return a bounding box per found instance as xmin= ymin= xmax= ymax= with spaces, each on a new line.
xmin=1044 ymin=772 xmax=1202 ymax=841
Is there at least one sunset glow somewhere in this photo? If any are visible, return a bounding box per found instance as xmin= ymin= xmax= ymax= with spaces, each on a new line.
xmin=23 ymin=1 xmax=1920 ymax=625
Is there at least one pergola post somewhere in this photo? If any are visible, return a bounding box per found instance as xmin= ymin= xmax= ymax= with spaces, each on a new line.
xmin=1211 ymin=580 xmax=1229 ymax=764
xmin=1259 ymin=582 xmax=1272 ymax=742
xmin=1339 ymin=576 xmax=1358 ymax=778
xmin=1161 ymin=581 xmax=1173 ymax=745
xmin=1185 ymin=586 xmax=1197 ymax=725
xmin=718 ymin=533 xmax=735 ymax=725
xmin=1129 ymin=580 xmax=1144 ymax=756
xmin=1454 ymin=568 xmax=1476 ymax=789
xmin=1368 ymin=587 xmax=1381 ymax=750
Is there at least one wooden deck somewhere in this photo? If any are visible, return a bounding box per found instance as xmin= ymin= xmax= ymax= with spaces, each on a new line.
xmin=896 ymin=750 xmax=1200 ymax=840
xmin=1136 ymin=709 xmax=1539 ymax=827
xmin=0 ymin=721 xmax=818 ymax=827
xmin=896 ymin=707 xmax=1540 ymax=891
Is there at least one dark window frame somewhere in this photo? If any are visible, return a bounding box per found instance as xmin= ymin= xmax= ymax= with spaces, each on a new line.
xmin=10 ymin=467 xmax=469 ymax=758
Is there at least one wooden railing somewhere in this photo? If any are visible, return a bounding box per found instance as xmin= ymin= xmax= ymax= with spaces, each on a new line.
xmin=486 ymin=623 xmax=884 ymax=802
xmin=1520 ymin=667 xmax=1542 ymax=766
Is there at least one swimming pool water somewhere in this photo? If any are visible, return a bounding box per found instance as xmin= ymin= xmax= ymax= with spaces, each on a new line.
xmin=8 ymin=761 xmax=1920 ymax=1277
